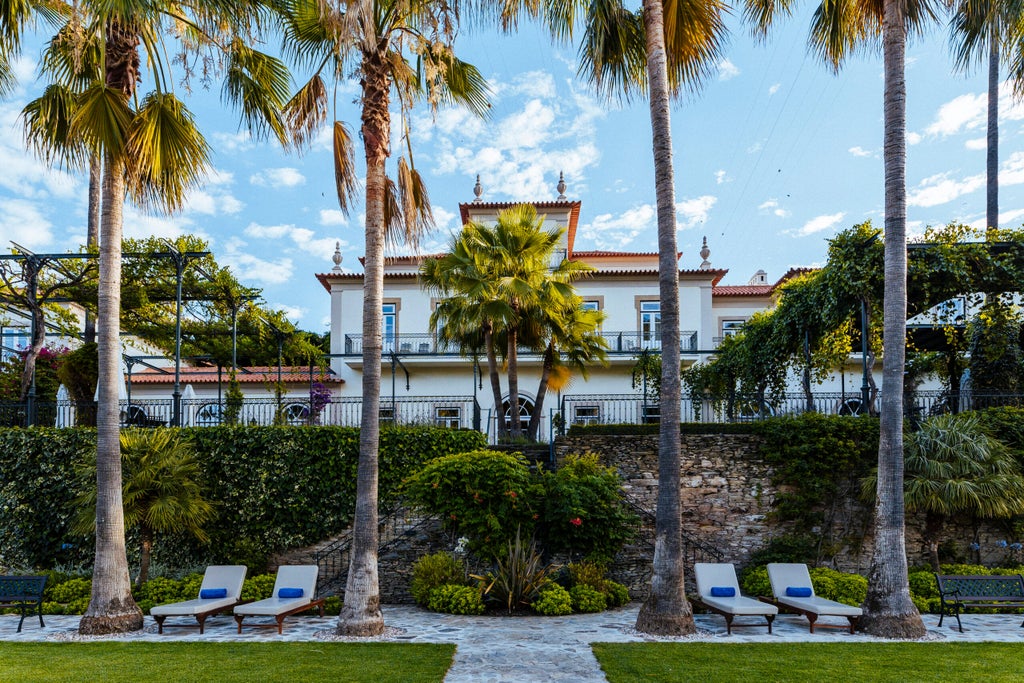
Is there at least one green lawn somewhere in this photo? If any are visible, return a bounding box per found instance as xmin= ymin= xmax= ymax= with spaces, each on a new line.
xmin=592 ymin=642 xmax=1024 ymax=682
xmin=0 ymin=642 xmax=455 ymax=683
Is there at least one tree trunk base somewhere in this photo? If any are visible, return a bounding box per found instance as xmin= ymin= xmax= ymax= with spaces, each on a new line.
xmin=635 ymin=598 xmax=696 ymax=636
xmin=857 ymin=611 xmax=927 ymax=639
xmin=78 ymin=609 xmax=144 ymax=635
xmin=336 ymin=609 xmax=385 ymax=637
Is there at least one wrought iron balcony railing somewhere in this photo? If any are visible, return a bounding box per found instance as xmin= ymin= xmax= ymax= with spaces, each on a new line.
xmin=342 ymin=330 xmax=699 ymax=356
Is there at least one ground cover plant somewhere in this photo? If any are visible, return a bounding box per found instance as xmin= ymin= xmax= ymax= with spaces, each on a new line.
xmin=0 ymin=642 xmax=455 ymax=683
xmin=592 ymin=642 xmax=1024 ymax=682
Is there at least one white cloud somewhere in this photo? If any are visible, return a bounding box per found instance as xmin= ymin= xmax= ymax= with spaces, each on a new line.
xmin=580 ymin=204 xmax=656 ymax=250
xmin=791 ymin=212 xmax=846 ymax=237
xmin=907 ymin=171 xmax=984 ymax=208
xmin=718 ymin=59 xmax=740 ymax=81
xmin=758 ymin=198 xmax=790 ymax=218
xmin=222 ymin=252 xmax=294 ymax=284
xmin=676 ymin=196 xmax=716 ymax=228
xmin=848 ymin=146 xmax=873 ymax=158
xmin=907 ymin=132 xmax=923 ymax=145
xmin=925 ymin=93 xmax=986 ymax=137
xmin=243 ymin=222 xmax=341 ymax=259
xmin=249 ymin=167 xmax=306 ymax=188
xmin=715 ymin=170 xmax=731 ymax=184
xmin=120 ymin=207 xmax=191 ymax=240
xmin=211 ymin=131 xmax=256 ymax=153
xmin=319 ymin=209 xmax=349 ymax=226
xmin=747 ymin=141 xmax=763 ymax=154
xmin=965 ymin=137 xmax=986 ymax=151
xmin=272 ymin=304 xmax=305 ymax=325
xmin=432 ymin=206 xmax=459 ymax=231
xmin=768 ymin=83 xmax=781 ymax=96
xmin=0 ymin=199 xmax=53 ymax=249
xmin=495 ymin=99 xmax=556 ymax=150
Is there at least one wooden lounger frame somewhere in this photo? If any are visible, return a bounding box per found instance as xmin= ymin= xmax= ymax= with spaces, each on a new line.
xmin=234 ymin=598 xmax=326 ymax=635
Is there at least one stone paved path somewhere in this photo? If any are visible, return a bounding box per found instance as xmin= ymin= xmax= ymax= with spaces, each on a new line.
xmin=4 ymin=605 xmax=1023 ymax=682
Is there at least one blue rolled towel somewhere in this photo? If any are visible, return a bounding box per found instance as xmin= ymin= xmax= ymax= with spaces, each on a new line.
xmin=199 ymin=588 xmax=228 ymax=599
xmin=785 ymin=586 xmax=813 ymax=598
xmin=278 ymin=587 xmax=304 ymax=599
xmin=709 ymin=586 xmax=736 ymax=597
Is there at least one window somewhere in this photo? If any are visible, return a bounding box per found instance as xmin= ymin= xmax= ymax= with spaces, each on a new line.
xmin=502 ymin=397 xmax=535 ymax=433
xmin=282 ymin=403 xmax=310 ymax=425
xmin=639 ymin=301 xmax=660 ymax=348
xmin=1 ymin=328 xmax=29 ymax=362
xmin=435 ymin=407 xmax=461 ymax=429
xmin=573 ymin=405 xmax=600 ymax=426
xmin=382 ymin=302 xmax=397 ymax=353
xmin=581 ymin=300 xmax=600 ymax=312
xmin=721 ymin=319 xmax=747 ymax=337
xmin=642 ymin=404 xmax=660 ymax=424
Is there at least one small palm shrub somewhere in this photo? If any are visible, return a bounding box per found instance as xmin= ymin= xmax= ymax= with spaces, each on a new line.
xmin=475 ymin=532 xmax=555 ymax=613
xmin=427 ymin=584 xmax=485 ymax=615
xmin=411 ymin=552 xmax=467 ymax=607
xmin=532 ymin=583 xmax=573 ymax=616
xmin=569 ymin=584 xmax=607 ymax=613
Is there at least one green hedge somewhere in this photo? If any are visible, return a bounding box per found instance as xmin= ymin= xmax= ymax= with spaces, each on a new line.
xmin=0 ymin=425 xmax=485 ymax=571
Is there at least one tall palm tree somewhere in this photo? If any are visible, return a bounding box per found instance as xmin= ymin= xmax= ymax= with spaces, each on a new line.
xmin=950 ymin=0 xmax=1024 ymax=232
xmin=278 ymin=0 xmax=489 ymax=636
xmin=20 ymin=0 xmax=291 ymax=635
xmin=571 ymin=0 xmax=726 ymax=635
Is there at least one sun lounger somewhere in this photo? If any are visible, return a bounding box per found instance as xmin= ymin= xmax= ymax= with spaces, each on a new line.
xmin=765 ymin=563 xmax=862 ymax=633
xmin=693 ymin=562 xmax=778 ymax=634
xmin=233 ymin=565 xmax=324 ymax=634
xmin=150 ymin=565 xmax=247 ymax=634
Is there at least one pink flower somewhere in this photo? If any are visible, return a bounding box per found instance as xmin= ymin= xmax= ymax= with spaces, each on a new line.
xmin=570 ymin=517 xmax=582 ymax=527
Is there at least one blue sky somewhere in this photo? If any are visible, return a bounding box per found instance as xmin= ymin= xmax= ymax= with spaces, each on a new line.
xmin=2 ymin=10 xmax=1022 ymax=333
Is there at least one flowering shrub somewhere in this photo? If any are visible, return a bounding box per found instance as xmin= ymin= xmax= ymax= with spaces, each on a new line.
xmin=309 ymin=382 xmax=332 ymax=424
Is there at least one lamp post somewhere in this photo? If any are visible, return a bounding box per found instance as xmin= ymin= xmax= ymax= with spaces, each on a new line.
xmin=158 ymin=241 xmax=209 ymax=427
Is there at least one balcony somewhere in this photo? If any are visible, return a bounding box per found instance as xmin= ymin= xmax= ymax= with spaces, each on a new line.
xmin=342 ymin=330 xmax=700 ymax=357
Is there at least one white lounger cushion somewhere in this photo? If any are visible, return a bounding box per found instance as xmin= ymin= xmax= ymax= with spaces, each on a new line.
xmin=151 ymin=596 xmax=238 ymax=616
xmin=234 ymin=565 xmax=318 ymax=617
xmin=694 ymin=563 xmax=777 ymax=616
xmin=150 ymin=565 xmax=247 ymax=616
xmin=767 ymin=563 xmax=863 ymax=617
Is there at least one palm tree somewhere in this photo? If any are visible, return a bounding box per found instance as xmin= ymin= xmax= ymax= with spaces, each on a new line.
xmin=571 ymin=0 xmax=726 ymax=635
xmin=278 ymin=0 xmax=489 ymax=636
xmin=950 ymin=0 xmax=1024 ymax=232
xmin=76 ymin=429 xmax=215 ymax=588
xmin=20 ymin=1 xmax=292 ymax=635
xmin=750 ymin=0 xmax=938 ymax=638
xmin=422 ymin=203 xmax=590 ymax=441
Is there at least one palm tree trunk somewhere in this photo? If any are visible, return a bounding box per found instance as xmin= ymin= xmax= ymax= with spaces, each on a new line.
xmin=528 ymin=344 xmax=554 ymax=441
xmin=484 ymin=323 xmax=505 ymax=440
xmin=635 ymin=0 xmax=694 ymax=636
xmin=79 ymin=156 xmax=143 ymax=635
xmin=858 ymin=0 xmax=926 ymax=638
xmin=84 ymin=155 xmax=102 ymax=344
xmin=507 ymin=327 xmax=521 ymax=439
xmin=337 ymin=52 xmax=387 ymax=637
xmin=987 ymin=41 xmax=999 ymax=232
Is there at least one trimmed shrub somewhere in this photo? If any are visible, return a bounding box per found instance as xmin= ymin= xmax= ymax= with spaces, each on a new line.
xmin=739 ymin=565 xmax=867 ymax=607
xmin=531 ymin=583 xmax=573 ymax=616
xmin=0 ymin=425 xmax=484 ymax=570
xmin=404 ymin=450 xmax=540 ymax=561
xmin=569 ymin=584 xmax=607 ymax=613
xmin=539 ymin=456 xmax=637 ymax=564
xmin=427 ymin=584 xmax=485 ymax=615
xmin=603 ymin=580 xmax=630 ymax=608
xmin=323 ymin=596 xmax=342 ymax=616
xmin=411 ymin=552 xmax=467 ymax=607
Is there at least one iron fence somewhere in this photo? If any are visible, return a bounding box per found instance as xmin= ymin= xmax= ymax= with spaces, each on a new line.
xmin=342 ymin=330 xmax=699 ymax=356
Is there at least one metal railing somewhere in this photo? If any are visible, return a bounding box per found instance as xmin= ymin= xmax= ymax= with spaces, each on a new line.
xmin=2 ymin=395 xmax=480 ymax=429
xmin=557 ymin=390 xmax=1024 ymax=427
xmin=342 ymin=330 xmax=699 ymax=356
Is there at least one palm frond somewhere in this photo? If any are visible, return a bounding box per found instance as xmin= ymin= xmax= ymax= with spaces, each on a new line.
xmin=285 ymin=73 xmax=329 ymax=151
xmin=123 ymin=92 xmax=211 ymax=213
xmin=22 ymin=83 xmax=89 ymax=168
xmin=332 ymin=120 xmax=359 ymax=214
xmin=578 ymin=0 xmax=647 ymax=102
xmin=71 ymin=82 xmax=133 ymax=158
xmin=222 ymin=40 xmax=292 ymax=145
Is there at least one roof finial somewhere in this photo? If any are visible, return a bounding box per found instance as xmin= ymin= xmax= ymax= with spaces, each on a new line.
xmin=473 ymin=174 xmax=483 ymax=203
xmin=699 ymin=236 xmax=711 ymax=270
xmin=332 ymin=241 xmax=343 ymax=272
xmin=556 ymin=171 xmax=567 ymax=201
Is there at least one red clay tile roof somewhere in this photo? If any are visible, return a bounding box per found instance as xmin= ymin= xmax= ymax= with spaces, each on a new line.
xmin=129 ymin=366 xmax=343 ymax=385
xmin=713 ymin=285 xmax=775 ymax=297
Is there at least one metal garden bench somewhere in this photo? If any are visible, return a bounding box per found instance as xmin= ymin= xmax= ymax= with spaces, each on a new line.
xmin=0 ymin=575 xmax=47 ymax=632
xmin=935 ymin=573 xmax=1024 ymax=632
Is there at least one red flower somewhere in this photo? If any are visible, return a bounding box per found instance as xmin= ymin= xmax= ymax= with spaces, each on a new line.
xmin=507 ymin=490 xmax=517 ymax=498
xmin=570 ymin=517 xmax=582 ymax=527
xmin=450 ymin=513 xmax=458 ymax=520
